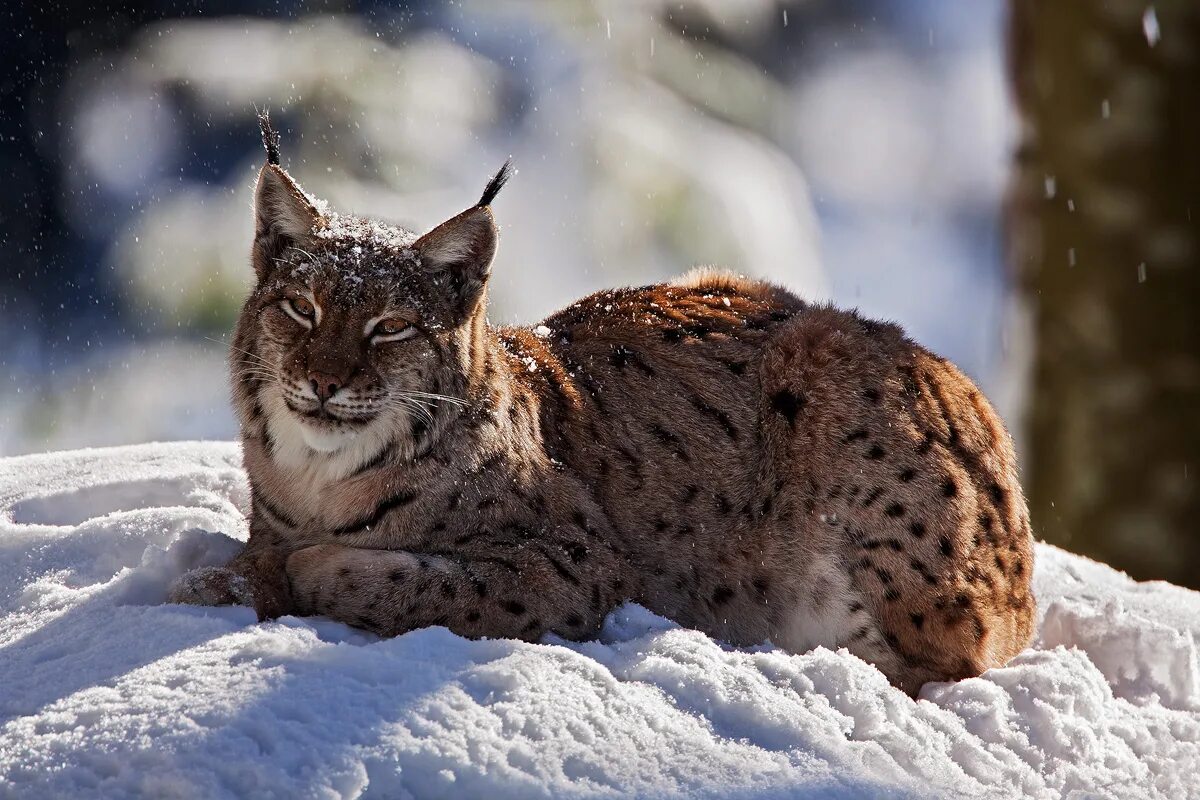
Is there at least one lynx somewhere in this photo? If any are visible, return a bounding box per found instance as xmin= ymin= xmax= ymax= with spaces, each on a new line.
xmin=171 ymin=113 xmax=1036 ymax=696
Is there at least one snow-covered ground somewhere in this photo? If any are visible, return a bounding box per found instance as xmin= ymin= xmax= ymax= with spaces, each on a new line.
xmin=1 ymin=443 xmax=1197 ymax=799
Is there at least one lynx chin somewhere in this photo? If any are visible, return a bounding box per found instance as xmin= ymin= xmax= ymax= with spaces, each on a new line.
xmin=170 ymin=112 xmax=1036 ymax=696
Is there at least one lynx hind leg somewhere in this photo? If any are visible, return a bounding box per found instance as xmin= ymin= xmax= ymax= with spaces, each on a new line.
xmin=760 ymin=308 xmax=1036 ymax=694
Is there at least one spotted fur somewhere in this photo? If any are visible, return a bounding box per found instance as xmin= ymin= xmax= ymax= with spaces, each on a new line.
xmin=169 ymin=121 xmax=1036 ymax=696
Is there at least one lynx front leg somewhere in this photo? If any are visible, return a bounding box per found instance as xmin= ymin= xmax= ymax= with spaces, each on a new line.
xmin=286 ymin=543 xmax=616 ymax=641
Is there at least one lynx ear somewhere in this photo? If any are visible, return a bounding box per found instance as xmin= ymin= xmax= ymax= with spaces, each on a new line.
xmin=254 ymin=165 xmax=320 ymax=243
xmin=414 ymin=161 xmax=512 ymax=319
xmin=414 ymin=205 xmax=498 ymax=320
xmin=251 ymin=165 xmax=321 ymax=276
xmin=251 ymin=111 xmax=321 ymax=276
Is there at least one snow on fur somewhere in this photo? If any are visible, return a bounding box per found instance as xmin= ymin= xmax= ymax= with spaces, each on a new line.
xmin=1 ymin=442 xmax=1197 ymax=799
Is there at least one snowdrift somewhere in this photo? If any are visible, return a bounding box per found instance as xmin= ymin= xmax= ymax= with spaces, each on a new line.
xmin=1 ymin=442 xmax=1198 ymax=799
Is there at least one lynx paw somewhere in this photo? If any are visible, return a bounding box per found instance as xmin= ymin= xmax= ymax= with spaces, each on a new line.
xmin=169 ymin=566 xmax=254 ymax=608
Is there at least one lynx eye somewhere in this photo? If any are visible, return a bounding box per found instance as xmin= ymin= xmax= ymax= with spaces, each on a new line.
xmin=282 ymin=296 xmax=317 ymax=327
xmin=370 ymin=318 xmax=413 ymax=343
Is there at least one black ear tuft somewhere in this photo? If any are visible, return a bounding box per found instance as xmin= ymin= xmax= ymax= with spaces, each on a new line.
xmin=257 ymin=109 xmax=281 ymax=166
xmin=477 ymin=159 xmax=514 ymax=208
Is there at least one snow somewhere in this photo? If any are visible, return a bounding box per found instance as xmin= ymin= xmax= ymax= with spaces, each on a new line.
xmin=2 ymin=443 xmax=1198 ymax=799
xmin=1143 ymin=7 xmax=1161 ymax=47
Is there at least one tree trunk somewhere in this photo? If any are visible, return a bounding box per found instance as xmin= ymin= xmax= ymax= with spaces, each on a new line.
xmin=1008 ymin=0 xmax=1200 ymax=587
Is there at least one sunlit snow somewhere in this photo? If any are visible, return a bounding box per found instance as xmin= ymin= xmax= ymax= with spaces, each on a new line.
xmin=2 ymin=442 xmax=1198 ymax=798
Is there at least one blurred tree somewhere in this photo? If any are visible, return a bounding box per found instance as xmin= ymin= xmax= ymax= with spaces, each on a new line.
xmin=1008 ymin=1 xmax=1200 ymax=586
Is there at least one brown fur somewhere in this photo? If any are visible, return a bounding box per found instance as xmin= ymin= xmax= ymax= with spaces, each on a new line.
xmin=169 ymin=127 xmax=1035 ymax=697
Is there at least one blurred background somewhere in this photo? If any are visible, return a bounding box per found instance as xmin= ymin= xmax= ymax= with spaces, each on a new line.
xmin=0 ymin=1 xmax=1195 ymax=586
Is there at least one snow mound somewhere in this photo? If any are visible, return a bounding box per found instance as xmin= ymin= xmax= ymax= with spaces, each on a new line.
xmin=1 ymin=442 xmax=1198 ymax=799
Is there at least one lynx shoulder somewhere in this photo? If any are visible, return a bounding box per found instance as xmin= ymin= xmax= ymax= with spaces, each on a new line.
xmin=170 ymin=114 xmax=1036 ymax=696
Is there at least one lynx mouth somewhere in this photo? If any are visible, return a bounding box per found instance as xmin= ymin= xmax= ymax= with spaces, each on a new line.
xmin=285 ymin=400 xmax=372 ymax=429
xmin=279 ymin=404 xmax=371 ymax=454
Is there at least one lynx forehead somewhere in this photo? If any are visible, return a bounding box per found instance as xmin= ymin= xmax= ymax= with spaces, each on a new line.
xmin=170 ymin=112 xmax=1036 ymax=698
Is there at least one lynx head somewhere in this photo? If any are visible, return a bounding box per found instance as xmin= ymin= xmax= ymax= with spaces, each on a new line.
xmin=233 ymin=111 xmax=512 ymax=473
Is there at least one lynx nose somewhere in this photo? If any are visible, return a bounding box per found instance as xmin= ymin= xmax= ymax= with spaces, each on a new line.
xmin=308 ymin=371 xmax=342 ymax=402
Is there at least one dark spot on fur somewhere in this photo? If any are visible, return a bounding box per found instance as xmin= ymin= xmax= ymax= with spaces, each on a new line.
xmin=916 ymin=432 xmax=934 ymax=454
xmin=565 ymin=543 xmax=588 ymax=563
xmin=848 ymin=601 xmax=864 ymax=613
xmin=988 ymin=483 xmax=1006 ymax=505
xmin=874 ymin=567 xmax=893 ymax=585
xmin=752 ymin=577 xmax=770 ymax=596
xmin=501 ymin=600 xmax=526 ymax=616
xmin=441 ymin=580 xmax=456 ymax=599
xmin=711 ymin=586 xmax=735 ymax=605
xmin=389 ymin=570 xmax=404 ymax=582
xmin=939 ymin=536 xmax=953 ymax=557
xmin=681 ymin=484 xmax=699 ymax=504
xmin=866 ymin=444 xmax=886 ymax=460
xmin=466 ymin=611 xmax=481 ymax=623
xmin=725 ymin=360 xmax=748 ymax=375
xmin=941 ymin=478 xmax=957 ymax=498
xmin=910 ymin=558 xmax=937 ymax=585
xmin=565 ymin=613 xmax=583 ymax=628
xmin=771 ymin=390 xmax=805 ymax=426
xmin=863 ymin=387 xmax=881 ymax=404
xmin=884 ymin=587 xmax=901 ymax=602
xmin=909 ymin=521 xmax=926 ymax=538
xmin=690 ymin=394 xmax=740 ymax=440
xmin=899 ymin=468 xmax=916 ymax=482
xmin=884 ymin=502 xmax=905 ymax=518
xmin=862 ymin=488 xmax=883 ymax=507
xmin=610 ymin=345 xmax=656 ymax=377
xmin=910 ymin=613 xmax=925 ymax=630
xmin=654 ymin=518 xmax=668 ymax=532
xmin=446 ymin=491 xmax=462 ymax=511
xmin=714 ymin=494 xmax=733 ymax=514
xmin=329 ymin=487 xmax=419 ymax=535
xmin=843 ymin=429 xmax=869 ymax=444
xmin=650 ymin=423 xmax=690 ymax=461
